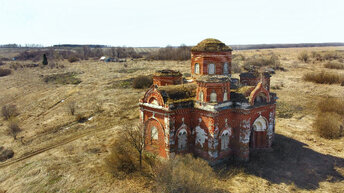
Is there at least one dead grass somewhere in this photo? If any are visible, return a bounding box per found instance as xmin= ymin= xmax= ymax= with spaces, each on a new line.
xmin=104 ymin=130 xmax=155 ymax=179
xmin=318 ymin=97 xmax=344 ymax=115
xmin=298 ymin=51 xmax=309 ymax=62
xmin=1 ymin=104 xmax=19 ymax=120
xmin=324 ymin=61 xmax=344 ymax=69
xmin=43 ymin=72 xmax=81 ymax=85
xmin=132 ymin=75 xmax=153 ymax=89
xmin=314 ymin=98 xmax=344 ymax=139
xmin=276 ymin=101 xmax=302 ymax=119
xmin=314 ymin=112 xmax=343 ymax=139
xmin=8 ymin=119 xmax=21 ymax=140
xmin=154 ymin=154 xmax=219 ymax=193
xmin=0 ymin=47 xmax=344 ymax=193
xmin=303 ymin=71 xmax=344 ymax=84
xmin=0 ymin=68 xmax=11 ymax=77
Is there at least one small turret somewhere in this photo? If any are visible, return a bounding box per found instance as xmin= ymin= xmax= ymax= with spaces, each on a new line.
xmin=191 ymin=38 xmax=233 ymax=77
xmin=195 ymin=75 xmax=230 ymax=103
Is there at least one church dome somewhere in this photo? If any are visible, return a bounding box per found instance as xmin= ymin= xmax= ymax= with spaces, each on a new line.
xmin=191 ymin=38 xmax=233 ymax=52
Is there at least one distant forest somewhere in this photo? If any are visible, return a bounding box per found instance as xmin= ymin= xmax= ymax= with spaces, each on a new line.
xmin=1 ymin=42 xmax=344 ymax=50
xmin=1 ymin=42 xmax=344 ymax=62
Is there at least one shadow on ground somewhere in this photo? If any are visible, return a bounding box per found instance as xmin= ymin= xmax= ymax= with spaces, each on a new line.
xmin=222 ymin=134 xmax=344 ymax=190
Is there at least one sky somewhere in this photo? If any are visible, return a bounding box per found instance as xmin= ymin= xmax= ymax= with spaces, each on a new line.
xmin=0 ymin=0 xmax=343 ymax=47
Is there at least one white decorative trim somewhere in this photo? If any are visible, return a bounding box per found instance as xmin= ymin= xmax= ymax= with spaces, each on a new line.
xmin=252 ymin=115 xmax=267 ymax=132
xmin=140 ymin=102 xmax=169 ymax=111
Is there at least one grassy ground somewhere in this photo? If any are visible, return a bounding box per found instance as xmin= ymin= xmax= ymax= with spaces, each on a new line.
xmin=0 ymin=47 xmax=344 ymax=192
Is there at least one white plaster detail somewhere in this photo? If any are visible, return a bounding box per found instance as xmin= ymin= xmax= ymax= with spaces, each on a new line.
xmin=164 ymin=117 xmax=169 ymax=128
xmin=140 ymin=111 xmax=144 ymax=122
xmin=177 ymin=128 xmax=187 ymax=150
xmin=195 ymin=126 xmax=207 ymax=148
xmin=194 ymin=101 xmax=233 ymax=112
xmin=164 ymin=116 xmax=170 ymax=145
xmin=268 ymin=111 xmax=275 ymax=146
xmin=241 ymin=119 xmax=251 ymax=129
xmin=208 ymin=150 xmax=218 ymax=158
xmin=140 ymin=102 xmax=169 ymax=111
xmin=223 ymin=91 xmax=228 ymax=101
xmin=221 ymin=130 xmax=230 ymax=150
xmin=240 ymin=129 xmax=251 ymax=144
xmin=252 ymin=115 xmax=267 ymax=132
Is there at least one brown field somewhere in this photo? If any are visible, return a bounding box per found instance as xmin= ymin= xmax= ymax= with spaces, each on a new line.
xmin=0 ymin=46 xmax=344 ymax=193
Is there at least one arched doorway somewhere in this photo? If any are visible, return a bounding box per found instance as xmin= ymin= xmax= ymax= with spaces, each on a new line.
xmin=250 ymin=116 xmax=268 ymax=148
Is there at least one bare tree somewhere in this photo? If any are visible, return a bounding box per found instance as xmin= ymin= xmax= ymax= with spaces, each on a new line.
xmin=68 ymin=101 xmax=76 ymax=115
xmin=8 ymin=120 xmax=21 ymax=140
xmin=125 ymin=124 xmax=145 ymax=169
xmin=1 ymin=104 xmax=19 ymax=120
xmin=83 ymin=46 xmax=91 ymax=60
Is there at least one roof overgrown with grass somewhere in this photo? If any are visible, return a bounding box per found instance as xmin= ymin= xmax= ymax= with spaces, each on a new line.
xmin=196 ymin=75 xmax=230 ymax=83
xmin=158 ymin=83 xmax=197 ymax=103
xmin=154 ymin=69 xmax=182 ymax=77
xmin=191 ymin=38 xmax=233 ymax=52
xmin=234 ymin=86 xmax=255 ymax=97
xmin=239 ymin=71 xmax=271 ymax=78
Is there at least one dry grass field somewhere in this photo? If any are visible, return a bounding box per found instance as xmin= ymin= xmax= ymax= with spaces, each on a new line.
xmin=0 ymin=46 xmax=344 ymax=193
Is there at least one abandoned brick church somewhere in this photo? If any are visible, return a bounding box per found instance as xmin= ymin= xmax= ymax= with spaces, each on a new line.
xmin=139 ymin=38 xmax=277 ymax=164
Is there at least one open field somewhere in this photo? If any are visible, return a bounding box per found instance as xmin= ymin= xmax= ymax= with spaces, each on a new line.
xmin=0 ymin=46 xmax=344 ymax=192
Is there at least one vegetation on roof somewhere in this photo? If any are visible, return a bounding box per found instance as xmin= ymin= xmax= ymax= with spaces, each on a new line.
xmin=235 ymin=86 xmax=255 ymax=97
xmin=154 ymin=69 xmax=182 ymax=77
xmin=230 ymin=92 xmax=249 ymax=103
xmin=196 ymin=75 xmax=230 ymax=83
xmin=191 ymin=38 xmax=233 ymax=52
xmin=158 ymin=84 xmax=197 ymax=103
xmin=239 ymin=71 xmax=271 ymax=78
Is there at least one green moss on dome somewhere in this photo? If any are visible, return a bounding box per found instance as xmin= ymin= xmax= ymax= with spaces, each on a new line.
xmin=191 ymin=38 xmax=233 ymax=52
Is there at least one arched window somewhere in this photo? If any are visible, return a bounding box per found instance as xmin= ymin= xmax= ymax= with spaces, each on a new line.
xmin=178 ymin=129 xmax=187 ymax=150
xmin=199 ymin=91 xmax=204 ymax=102
xmin=221 ymin=130 xmax=230 ymax=150
xmin=223 ymin=63 xmax=229 ymax=75
xmin=223 ymin=91 xmax=228 ymax=101
xmin=210 ymin=91 xmax=217 ymax=103
xmin=208 ymin=63 xmax=215 ymax=75
xmin=194 ymin=63 xmax=200 ymax=74
xmin=151 ymin=126 xmax=158 ymax=143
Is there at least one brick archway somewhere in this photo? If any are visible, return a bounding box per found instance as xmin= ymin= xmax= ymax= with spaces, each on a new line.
xmin=144 ymin=118 xmax=166 ymax=157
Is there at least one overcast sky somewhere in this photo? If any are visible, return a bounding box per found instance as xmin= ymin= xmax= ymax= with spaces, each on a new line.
xmin=0 ymin=0 xmax=343 ymax=47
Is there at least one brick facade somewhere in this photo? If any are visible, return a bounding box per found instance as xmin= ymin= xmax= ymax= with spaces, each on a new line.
xmin=139 ymin=39 xmax=277 ymax=164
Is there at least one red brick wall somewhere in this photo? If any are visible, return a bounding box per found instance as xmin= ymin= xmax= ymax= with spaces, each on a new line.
xmin=240 ymin=76 xmax=270 ymax=91
xmin=144 ymin=117 xmax=167 ymax=158
xmin=196 ymin=81 xmax=230 ymax=103
xmin=153 ymin=75 xmax=183 ymax=86
xmin=191 ymin=51 xmax=232 ymax=76
xmin=141 ymin=90 xmax=276 ymax=162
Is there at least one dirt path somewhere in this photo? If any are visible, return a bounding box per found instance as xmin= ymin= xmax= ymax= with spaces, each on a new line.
xmin=0 ymin=122 xmax=119 ymax=169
